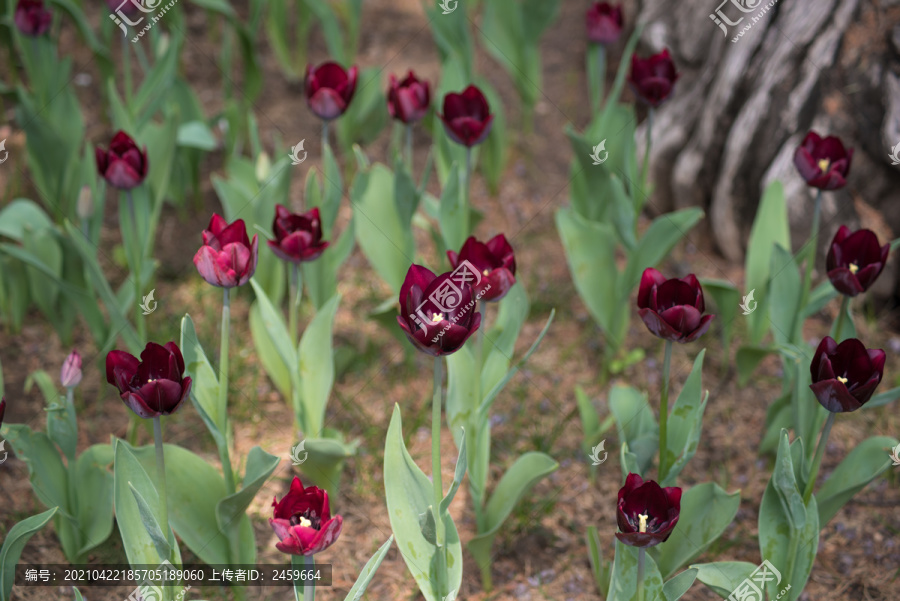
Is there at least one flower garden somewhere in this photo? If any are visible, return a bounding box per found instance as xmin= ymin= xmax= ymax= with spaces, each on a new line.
xmin=0 ymin=1 xmax=899 ymax=601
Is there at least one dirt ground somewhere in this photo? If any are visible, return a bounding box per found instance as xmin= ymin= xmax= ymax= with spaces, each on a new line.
xmin=2 ymin=1 xmax=899 ymax=600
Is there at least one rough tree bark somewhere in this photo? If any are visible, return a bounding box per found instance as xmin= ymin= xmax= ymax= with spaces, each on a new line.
xmin=632 ymin=0 xmax=900 ymax=300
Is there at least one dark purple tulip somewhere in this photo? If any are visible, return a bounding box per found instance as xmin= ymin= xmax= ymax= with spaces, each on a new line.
xmin=14 ymin=0 xmax=52 ymax=36
xmin=304 ymin=62 xmax=358 ymax=121
xmin=270 ymin=477 xmax=343 ymax=556
xmin=396 ymin=264 xmax=482 ymax=356
xmin=438 ymin=85 xmax=494 ymax=148
xmin=387 ymin=71 xmax=431 ymax=125
xmin=105 ymin=342 xmax=192 ymax=419
xmin=628 ymin=49 xmax=679 ymax=107
xmin=810 ymin=337 xmax=885 ymax=413
xmin=586 ymin=2 xmax=623 ymax=45
xmin=193 ymin=214 xmax=259 ymax=288
xmin=616 ymin=473 xmax=682 ymax=548
xmin=447 ymin=234 xmax=517 ymax=302
xmin=637 ymin=268 xmax=714 ymax=343
xmin=793 ymin=131 xmax=853 ymax=191
xmin=268 ymin=205 xmax=329 ymax=264
xmin=826 ymin=226 xmax=889 ymax=297
xmin=60 ymin=350 xmax=83 ymax=389
xmin=95 ymin=131 xmax=149 ymax=190
xmin=106 ymin=0 xmax=142 ymax=15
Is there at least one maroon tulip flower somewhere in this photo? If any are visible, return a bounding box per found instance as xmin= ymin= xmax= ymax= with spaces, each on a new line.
xmin=14 ymin=0 xmax=52 ymax=36
xmin=60 ymin=350 xmax=83 ymax=389
xmin=793 ymin=131 xmax=853 ymax=191
xmin=810 ymin=337 xmax=885 ymax=413
xmin=397 ymin=264 xmax=482 ymax=357
xmin=193 ymin=214 xmax=259 ymax=288
xmin=106 ymin=0 xmax=142 ymax=15
xmin=616 ymin=473 xmax=681 ymax=548
xmin=438 ymin=85 xmax=494 ymax=148
xmin=447 ymin=235 xmax=517 ymax=302
xmin=586 ymin=2 xmax=623 ymax=46
xmin=826 ymin=226 xmax=889 ymax=297
xmin=105 ymin=342 xmax=192 ymax=419
xmin=628 ymin=49 xmax=679 ymax=108
xmin=95 ymin=131 xmax=149 ymax=190
xmin=269 ymin=477 xmax=343 ymax=556
xmin=387 ymin=71 xmax=431 ymax=125
xmin=637 ymin=268 xmax=714 ymax=343
xmin=268 ymin=205 xmax=329 ymax=264
xmin=305 ymin=62 xmax=358 ymax=121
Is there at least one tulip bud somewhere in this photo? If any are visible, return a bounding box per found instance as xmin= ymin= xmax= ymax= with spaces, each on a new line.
xmin=76 ymin=186 xmax=94 ymax=221
xmin=14 ymin=0 xmax=52 ymax=37
xmin=256 ymin=152 xmax=271 ymax=182
xmin=438 ymin=86 xmax=494 ymax=148
xmin=60 ymin=350 xmax=83 ymax=389
xmin=628 ymin=49 xmax=680 ymax=107
xmin=268 ymin=205 xmax=329 ymax=263
xmin=305 ymin=62 xmax=358 ymax=121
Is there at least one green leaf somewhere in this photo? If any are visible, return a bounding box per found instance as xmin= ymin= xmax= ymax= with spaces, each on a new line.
xmin=691 ymin=561 xmax=757 ymax=598
xmin=816 ymin=436 xmax=897 ymax=525
xmin=475 ymin=78 xmax=507 ymax=194
xmin=663 ymin=568 xmax=698 ymax=601
xmin=699 ymin=279 xmax=740 ymax=351
xmin=215 ymin=446 xmax=279 ymax=559
xmin=298 ymin=293 xmax=341 ymax=434
xmin=608 ymin=539 xmax=663 ymax=601
xmin=745 ymin=181 xmax=790 ymax=344
xmin=128 ymin=482 xmax=171 ymax=560
xmin=585 ymin=525 xmax=611 ymax=596
xmin=802 ymin=281 xmax=838 ymax=319
xmin=768 ymin=245 xmax=802 ymax=345
xmin=176 ymin=121 xmax=217 ymax=150
xmin=180 ymin=314 xmax=222 ymax=434
xmin=383 ymin=405 xmax=463 ymax=601
xmin=250 ymin=278 xmax=298 ymax=390
xmin=439 ymin=163 xmax=467 ymax=252
xmin=662 ymin=350 xmax=709 ymax=487
xmin=0 ymin=507 xmax=58 ymax=601
xmin=342 ymin=535 xmax=394 ymax=601
xmin=609 ymin=385 xmax=657 ymax=477
xmin=249 ymin=301 xmax=292 ymax=399
xmin=2 ymin=425 xmax=69 ymax=514
xmin=0 ymin=199 xmax=53 ymax=241
xmin=73 ymin=444 xmax=115 ymax=557
xmin=439 ymin=429 xmax=466 ymax=515
xmin=735 ymin=345 xmax=776 ymax=386
xmin=650 ymin=482 xmax=740 ymax=579
xmin=866 ymin=386 xmax=900 ymax=409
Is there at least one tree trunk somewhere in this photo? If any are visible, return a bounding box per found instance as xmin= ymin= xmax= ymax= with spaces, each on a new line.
xmin=633 ymin=0 xmax=900 ymax=299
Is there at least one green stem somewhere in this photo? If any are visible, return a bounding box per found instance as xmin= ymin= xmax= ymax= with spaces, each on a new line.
xmin=797 ymin=191 xmax=823 ymax=340
xmin=291 ymin=554 xmax=316 ymax=601
xmin=637 ymin=547 xmax=646 ymax=601
xmin=127 ymin=191 xmax=146 ymax=344
xmin=432 ymin=357 xmax=447 ymax=599
xmin=464 ymin=147 xmax=472 ymax=240
xmin=593 ymin=44 xmax=606 ymax=113
xmin=219 ymin=287 xmax=235 ymax=495
xmin=153 ymin=416 xmax=172 ymax=551
xmin=803 ymin=412 xmax=835 ymax=504
xmin=834 ymin=295 xmax=849 ymax=342
xmin=290 ymin=263 xmax=302 ymax=347
xmin=658 ymin=339 xmax=673 ymax=482
xmin=638 ymin=108 xmax=653 ymax=207
xmin=122 ymin=33 xmax=133 ymax=108
xmin=322 ymin=121 xmax=329 ymax=162
xmin=405 ymin=123 xmax=413 ymax=173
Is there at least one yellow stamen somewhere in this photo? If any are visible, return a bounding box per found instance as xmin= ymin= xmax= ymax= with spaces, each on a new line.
xmin=837 ymin=376 xmax=848 ymax=384
xmin=849 ymin=263 xmax=859 ymax=274
xmin=638 ymin=513 xmax=649 ymax=533
xmin=483 ymin=269 xmax=490 ymax=276
xmin=432 ymin=313 xmax=444 ymax=323
xmin=299 ymin=516 xmax=312 ymax=528
xmin=818 ymin=158 xmax=830 ymax=172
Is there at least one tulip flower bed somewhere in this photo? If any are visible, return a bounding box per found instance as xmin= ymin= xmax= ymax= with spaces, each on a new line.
xmin=1 ymin=1 xmax=900 ymax=601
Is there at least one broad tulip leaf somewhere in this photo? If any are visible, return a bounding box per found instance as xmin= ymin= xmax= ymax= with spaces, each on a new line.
xmin=176 ymin=121 xmax=217 ymax=150
xmin=113 ymin=440 xmax=179 ymax=567
xmin=249 ymin=301 xmax=292 ymax=399
xmin=73 ymin=444 xmax=115 ymax=557
xmin=337 ymin=68 xmax=388 ymax=149
xmin=802 ymin=280 xmax=838 ymax=319
xmin=475 ymin=77 xmax=508 ymax=195
xmin=250 ymin=278 xmax=299 ymax=390
xmin=482 ymin=282 xmax=529 ymax=392
xmin=650 ymin=482 xmax=740 ymax=579
xmin=3 ymin=425 xmax=69 ymax=514
xmin=699 ymin=279 xmax=740 ymax=351
xmin=439 ymin=429 xmax=466 ymax=516
xmin=816 ymin=435 xmax=897 ymax=525
xmin=128 ymin=482 xmax=171 ymax=560
xmin=133 ymin=39 xmax=178 ymax=116
xmin=0 ymin=507 xmax=58 ymax=601
xmin=180 ymin=314 xmax=222 ymax=433
xmin=865 ymin=386 xmax=900 ymax=409
xmin=735 ymin=345 xmax=776 ymax=386
xmin=691 ymin=561 xmax=757 ymax=598
xmin=609 ymin=385 xmax=658 ymax=477
xmin=0 ymin=199 xmax=53 ymax=241
xmin=608 ymin=539 xmax=664 ymax=601
xmin=663 ymin=568 xmax=698 ymax=601
xmin=439 ymin=162 xmax=467 ymax=252
xmin=662 ymin=349 xmax=708 ymax=487
xmin=298 ymin=293 xmax=341 ymax=435
xmin=300 ymin=434 xmax=359 ymax=497
xmin=745 ymin=181 xmax=789 ymax=344
xmin=384 ymin=404 xmax=463 ymax=601
xmin=758 ymin=432 xmax=818 ymax=600
xmin=829 ymin=294 xmax=856 ymax=341
xmin=768 ymin=245 xmax=801 ymax=345
xmin=586 ymin=525 xmax=611 ymax=596
xmin=342 ymin=535 xmax=394 ymax=601
xmin=352 ymin=161 xmax=416 ymax=293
